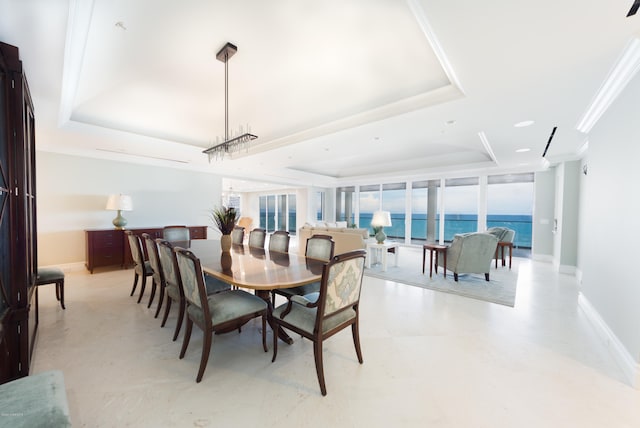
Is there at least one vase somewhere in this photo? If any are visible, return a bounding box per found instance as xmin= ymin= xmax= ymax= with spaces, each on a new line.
xmin=220 ymin=234 xmax=232 ymax=252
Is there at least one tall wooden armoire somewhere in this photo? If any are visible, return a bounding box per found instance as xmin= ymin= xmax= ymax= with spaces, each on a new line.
xmin=0 ymin=41 xmax=38 ymax=383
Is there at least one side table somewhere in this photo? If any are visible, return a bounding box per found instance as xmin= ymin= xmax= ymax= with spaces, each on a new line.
xmin=423 ymin=243 xmax=447 ymax=278
xmin=365 ymin=242 xmax=399 ymax=272
xmin=495 ymin=241 xmax=513 ymax=269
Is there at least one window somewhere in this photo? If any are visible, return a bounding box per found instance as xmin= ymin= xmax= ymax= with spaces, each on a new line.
xmin=315 ymin=191 xmax=325 ymax=221
xmin=443 ymin=177 xmax=478 ymax=241
xmin=382 ymin=183 xmax=406 ymax=240
xmin=411 ymin=180 xmax=440 ymax=243
xmin=487 ymin=173 xmax=534 ymax=248
xmin=336 ymin=186 xmax=355 ymax=226
xmin=358 ymin=184 xmax=380 ymax=231
xmin=260 ymin=193 xmax=297 ymax=234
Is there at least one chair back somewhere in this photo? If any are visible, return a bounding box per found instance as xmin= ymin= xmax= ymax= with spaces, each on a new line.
xmin=174 ymin=247 xmax=207 ymax=312
xmin=142 ymin=233 xmax=163 ymax=285
xmin=317 ymin=250 xmax=366 ymax=322
xmin=163 ymin=226 xmax=190 ymax=242
xmin=248 ymin=228 xmax=266 ymax=248
xmin=231 ymin=227 xmax=245 ymax=245
xmin=502 ymin=229 xmax=515 ymax=243
xmin=268 ymin=230 xmax=290 ymax=253
xmin=126 ymin=231 xmax=144 ymax=265
xmin=305 ymin=234 xmax=335 ymax=261
xmin=157 ymin=239 xmax=182 ymax=296
xmin=446 ymin=232 xmax=498 ymax=273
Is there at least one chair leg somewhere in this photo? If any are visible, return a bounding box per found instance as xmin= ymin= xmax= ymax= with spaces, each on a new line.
xmin=179 ymin=317 xmax=193 ymax=359
xmin=485 ymin=273 xmax=490 ymax=281
xmin=352 ymin=320 xmax=363 ymax=364
xmin=261 ymin=313 xmax=267 ymax=352
xmin=196 ymin=331 xmax=212 ymax=383
xmin=147 ymin=279 xmax=157 ymax=308
xmin=154 ymin=284 xmax=165 ymax=318
xmin=57 ymin=280 xmax=66 ymax=310
xmin=454 ymin=273 xmax=459 ymax=282
xmin=313 ymin=339 xmax=327 ymax=396
xmin=173 ymin=298 xmax=186 ymax=341
xmin=130 ymin=273 xmax=139 ymax=296
xmin=137 ymin=276 xmax=147 ymax=304
xmin=161 ymin=297 xmax=172 ymax=328
xmin=271 ymin=321 xmax=279 ymax=363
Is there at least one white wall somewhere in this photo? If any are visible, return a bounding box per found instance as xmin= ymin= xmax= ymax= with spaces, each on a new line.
xmin=580 ymin=72 xmax=640 ymax=368
xmin=36 ymin=152 xmax=222 ymax=266
xmin=532 ymin=169 xmax=556 ymax=259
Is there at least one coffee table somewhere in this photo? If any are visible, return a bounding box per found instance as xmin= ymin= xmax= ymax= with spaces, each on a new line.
xmin=365 ymin=242 xmax=399 ymax=272
xmin=422 ymin=243 xmax=447 ymax=278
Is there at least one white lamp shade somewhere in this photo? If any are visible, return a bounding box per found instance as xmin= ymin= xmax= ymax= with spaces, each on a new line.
xmin=106 ymin=194 xmax=133 ymax=211
xmin=371 ymin=211 xmax=392 ymax=227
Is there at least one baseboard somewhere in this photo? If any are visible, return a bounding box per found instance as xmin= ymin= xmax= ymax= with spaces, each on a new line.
xmin=558 ymin=264 xmax=576 ymax=275
xmin=531 ymin=254 xmax=553 ymax=263
xmin=578 ymin=292 xmax=640 ymax=388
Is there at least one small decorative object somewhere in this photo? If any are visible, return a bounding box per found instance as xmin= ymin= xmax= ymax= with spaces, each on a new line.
xmin=371 ymin=211 xmax=392 ymax=244
xmin=106 ymin=194 xmax=133 ymax=229
xmin=210 ymin=205 xmax=238 ymax=252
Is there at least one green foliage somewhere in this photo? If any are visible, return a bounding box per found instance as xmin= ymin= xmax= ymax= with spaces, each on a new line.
xmin=210 ymin=206 xmax=238 ymax=235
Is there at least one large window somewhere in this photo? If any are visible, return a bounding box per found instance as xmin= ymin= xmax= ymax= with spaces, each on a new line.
xmin=382 ymin=183 xmax=406 ymax=240
xmin=336 ymin=186 xmax=355 ymax=226
xmin=260 ymin=193 xmax=297 ymax=234
xmin=315 ymin=191 xmax=325 ymax=221
xmin=411 ymin=180 xmax=440 ymax=242
xmin=358 ymin=184 xmax=380 ymax=232
xmin=487 ymin=173 xmax=534 ymax=248
xmin=443 ymin=177 xmax=478 ymax=241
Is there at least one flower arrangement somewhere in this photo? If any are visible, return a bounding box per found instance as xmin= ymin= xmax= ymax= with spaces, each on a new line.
xmin=210 ymin=206 xmax=238 ymax=235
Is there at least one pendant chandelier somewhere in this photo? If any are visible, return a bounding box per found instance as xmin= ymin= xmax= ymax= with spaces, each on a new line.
xmin=203 ymin=42 xmax=257 ymax=162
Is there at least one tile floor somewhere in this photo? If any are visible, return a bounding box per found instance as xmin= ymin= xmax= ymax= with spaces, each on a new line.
xmin=32 ymin=246 xmax=640 ymax=427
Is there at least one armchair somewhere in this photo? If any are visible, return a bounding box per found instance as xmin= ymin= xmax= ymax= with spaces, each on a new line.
xmin=438 ymin=232 xmax=498 ymax=281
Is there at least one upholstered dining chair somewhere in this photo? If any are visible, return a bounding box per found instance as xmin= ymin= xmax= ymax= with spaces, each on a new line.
xmin=35 ymin=267 xmax=65 ymax=310
xmin=271 ymin=234 xmax=334 ymax=306
xmin=157 ymin=239 xmax=232 ymax=340
xmin=231 ymin=226 xmax=244 ymax=245
xmin=271 ymin=249 xmax=367 ymax=396
xmin=268 ymin=230 xmax=290 ymax=253
xmin=125 ymin=231 xmax=154 ymax=304
xmin=142 ymin=233 xmax=165 ymax=317
xmin=174 ymin=247 xmax=268 ymax=382
xmin=248 ymin=228 xmax=266 ymax=248
xmin=163 ymin=225 xmax=190 ymax=242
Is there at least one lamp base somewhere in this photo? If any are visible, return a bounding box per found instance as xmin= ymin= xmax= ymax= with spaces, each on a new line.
xmin=112 ymin=210 xmax=128 ymax=229
xmin=375 ymin=229 xmax=387 ymax=244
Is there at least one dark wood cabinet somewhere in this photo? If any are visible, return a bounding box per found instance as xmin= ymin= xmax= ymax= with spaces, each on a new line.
xmin=0 ymin=42 xmax=38 ymax=383
xmin=85 ymin=226 xmax=208 ymax=273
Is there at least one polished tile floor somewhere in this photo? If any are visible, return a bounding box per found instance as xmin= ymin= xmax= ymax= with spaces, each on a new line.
xmin=32 ymin=247 xmax=640 ymax=427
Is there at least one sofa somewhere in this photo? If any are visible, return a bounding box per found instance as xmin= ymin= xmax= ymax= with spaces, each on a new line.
xmin=298 ymin=222 xmax=369 ymax=255
xmin=437 ymin=232 xmax=498 ymax=281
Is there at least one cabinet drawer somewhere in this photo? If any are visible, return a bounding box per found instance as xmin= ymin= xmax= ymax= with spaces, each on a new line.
xmin=93 ymin=252 xmax=122 ymax=267
xmin=189 ymin=227 xmax=207 ymax=239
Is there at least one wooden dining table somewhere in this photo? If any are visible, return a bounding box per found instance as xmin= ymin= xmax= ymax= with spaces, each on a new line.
xmin=181 ymin=240 xmax=326 ymax=344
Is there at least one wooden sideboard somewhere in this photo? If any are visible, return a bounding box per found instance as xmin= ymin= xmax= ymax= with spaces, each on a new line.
xmin=85 ymin=226 xmax=208 ymax=273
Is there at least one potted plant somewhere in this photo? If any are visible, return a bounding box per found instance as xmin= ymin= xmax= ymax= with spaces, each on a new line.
xmin=210 ymin=205 xmax=238 ymax=252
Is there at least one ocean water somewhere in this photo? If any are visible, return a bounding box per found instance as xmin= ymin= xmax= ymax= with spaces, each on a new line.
xmin=359 ymin=213 xmax=532 ymax=248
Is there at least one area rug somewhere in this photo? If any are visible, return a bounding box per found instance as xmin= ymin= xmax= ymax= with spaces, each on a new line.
xmin=364 ymin=247 xmax=519 ymax=307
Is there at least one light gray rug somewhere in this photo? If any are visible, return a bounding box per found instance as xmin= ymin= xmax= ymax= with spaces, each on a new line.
xmin=364 ymin=247 xmax=519 ymax=307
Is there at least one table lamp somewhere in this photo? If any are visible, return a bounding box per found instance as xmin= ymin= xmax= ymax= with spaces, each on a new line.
xmin=106 ymin=194 xmax=133 ymax=229
xmin=371 ymin=211 xmax=392 ymax=244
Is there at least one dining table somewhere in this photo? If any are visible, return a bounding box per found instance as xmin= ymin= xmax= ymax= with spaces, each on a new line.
xmin=180 ymin=239 xmax=326 ymax=344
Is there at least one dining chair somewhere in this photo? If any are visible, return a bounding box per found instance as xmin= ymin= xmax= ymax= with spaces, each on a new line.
xmin=125 ymin=231 xmax=154 ymax=304
xmin=268 ymin=230 xmax=290 ymax=253
xmin=35 ymin=267 xmax=65 ymax=310
xmin=174 ymin=247 xmax=268 ymax=382
xmin=163 ymin=225 xmax=190 ymax=242
xmin=142 ymin=233 xmax=165 ymax=316
xmin=271 ymin=234 xmax=334 ymax=306
xmin=271 ymin=249 xmax=366 ymax=396
xmin=248 ymin=228 xmax=266 ymax=248
xmin=231 ymin=226 xmax=244 ymax=245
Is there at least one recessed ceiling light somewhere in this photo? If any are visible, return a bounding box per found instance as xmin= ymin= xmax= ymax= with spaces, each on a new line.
xmin=514 ymin=120 xmax=535 ymax=128
xmin=516 ymin=148 xmax=531 ymax=153
xmin=445 ymin=120 xmax=456 ymax=125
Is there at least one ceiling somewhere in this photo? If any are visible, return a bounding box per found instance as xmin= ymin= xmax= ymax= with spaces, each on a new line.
xmin=2 ymin=0 xmax=640 ymax=192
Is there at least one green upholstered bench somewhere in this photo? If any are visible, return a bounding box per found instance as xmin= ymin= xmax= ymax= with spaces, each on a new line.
xmin=0 ymin=370 xmax=71 ymax=427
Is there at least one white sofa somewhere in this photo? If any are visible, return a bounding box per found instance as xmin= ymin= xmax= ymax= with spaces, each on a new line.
xmin=298 ymin=222 xmax=369 ymax=255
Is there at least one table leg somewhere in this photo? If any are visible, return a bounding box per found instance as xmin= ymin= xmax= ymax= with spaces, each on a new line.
xmin=442 ymin=251 xmax=447 ymax=278
xmin=255 ymin=290 xmax=293 ymax=345
xmin=429 ymin=249 xmax=434 ymax=278
xmin=508 ymin=245 xmax=512 ymax=269
xmin=422 ymin=247 xmax=427 ymax=274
